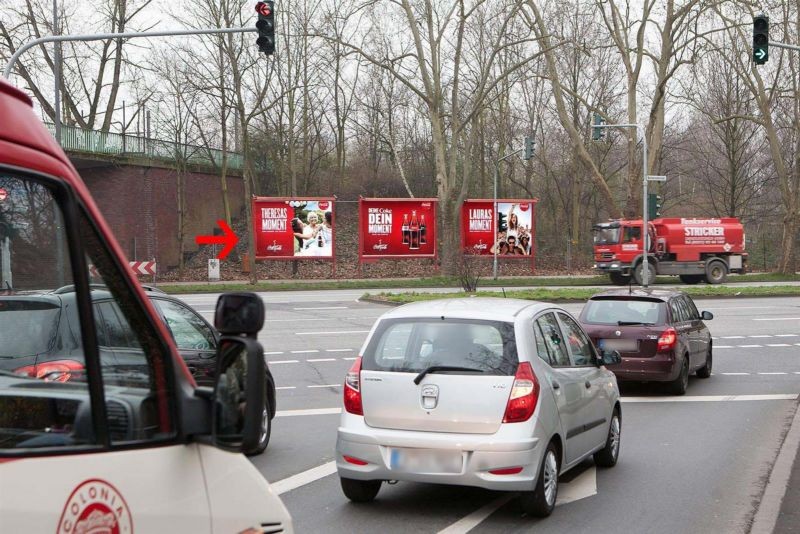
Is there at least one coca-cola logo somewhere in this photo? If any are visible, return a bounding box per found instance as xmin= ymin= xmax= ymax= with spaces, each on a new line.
xmin=57 ymin=479 xmax=133 ymax=534
xmin=421 ymin=203 xmax=431 ymax=208
xmin=318 ymin=201 xmax=330 ymax=210
xmin=267 ymin=240 xmax=283 ymax=251
xmin=519 ymin=203 xmax=530 ymax=212
xmin=473 ymin=243 xmax=488 ymax=250
xmin=372 ymin=242 xmax=389 ymax=251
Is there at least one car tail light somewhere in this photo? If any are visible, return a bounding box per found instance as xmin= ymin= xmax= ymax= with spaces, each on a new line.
xmin=657 ymin=328 xmax=677 ymax=352
xmin=503 ymin=362 xmax=539 ymax=423
xmin=343 ymin=455 xmax=369 ymax=466
xmin=15 ymin=360 xmax=84 ymax=383
xmin=343 ymin=357 xmax=363 ymax=415
xmin=489 ymin=466 xmax=523 ymax=475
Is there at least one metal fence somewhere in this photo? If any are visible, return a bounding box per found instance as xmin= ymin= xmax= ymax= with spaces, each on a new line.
xmin=44 ymin=122 xmax=244 ymax=171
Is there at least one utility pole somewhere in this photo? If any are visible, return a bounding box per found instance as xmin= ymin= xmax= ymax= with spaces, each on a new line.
xmin=53 ymin=0 xmax=61 ymax=145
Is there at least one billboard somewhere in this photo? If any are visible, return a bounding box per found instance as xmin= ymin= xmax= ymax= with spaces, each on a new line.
xmin=359 ymin=198 xmax=437 ymax=259
xmin=252 ymin=197 xmax=335 ymax=260
xmin=461 ymin=199 xmax=537 ymax=257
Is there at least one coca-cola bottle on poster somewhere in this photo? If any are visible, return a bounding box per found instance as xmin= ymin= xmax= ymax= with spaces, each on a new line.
xmin=420 ymin=214 xmax=427 ymax=245
xmin=402 ymin=214 xmax=410 ymax=245
xmin=410 ymin=210 xmax=420 ymax=250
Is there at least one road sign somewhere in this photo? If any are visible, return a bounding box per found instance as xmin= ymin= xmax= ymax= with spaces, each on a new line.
xmin=129 ymin=261 xmax=157 ymax=275
xmin=647 ymin=175 xmax=667 ymax=182
xmin=195 ymin=220 xmax=239 ymax=260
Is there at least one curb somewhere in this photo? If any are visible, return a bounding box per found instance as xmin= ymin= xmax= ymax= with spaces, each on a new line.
xmin=750 ymin=399 xmax=800 ymax=534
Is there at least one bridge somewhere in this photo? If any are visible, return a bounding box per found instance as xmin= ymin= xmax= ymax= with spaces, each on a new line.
xmin=50 ymin=122 xmax=246 ymax=271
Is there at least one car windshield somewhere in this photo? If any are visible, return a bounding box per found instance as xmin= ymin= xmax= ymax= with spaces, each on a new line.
xmin=582 ymin=297 xmax=664 ymax=325
xmin=593 ymin=226 xmax=621 ymax=245
xmin=0 ymin=300 xmax=60 ymax=357
xmin=362 ymin=319 xmax=518 ymax=375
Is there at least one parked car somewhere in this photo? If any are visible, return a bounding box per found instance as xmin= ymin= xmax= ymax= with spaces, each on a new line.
xmin=579 ymin=289 xmax=714 ymax=395
xmin=1 ymin=285 xmax=276 ymax=454
xmin=336 ymin=297 xmax=622 ymax=517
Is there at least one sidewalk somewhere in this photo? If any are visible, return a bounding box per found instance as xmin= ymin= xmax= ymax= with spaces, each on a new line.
xmin=774 ymin=441 xmax=800 ymax=533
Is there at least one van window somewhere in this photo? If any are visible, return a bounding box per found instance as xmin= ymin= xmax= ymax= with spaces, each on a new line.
xmin=622 ymin=226 xmax=642 ymax=242
xmin=363 ymin=319 xmax=518 ymax=376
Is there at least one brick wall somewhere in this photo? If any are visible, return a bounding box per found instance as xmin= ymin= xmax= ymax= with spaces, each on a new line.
xmin=79 ymin=165 xmax=244 ymax=268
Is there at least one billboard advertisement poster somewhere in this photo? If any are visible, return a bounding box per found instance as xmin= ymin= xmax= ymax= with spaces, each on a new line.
xmin=359 ymin=198 xmax=438 ymax=259
xmin=461 ymin=199 xmax=537 ymax=257
xmin=252 ymin=197 xmax=335 ymax=260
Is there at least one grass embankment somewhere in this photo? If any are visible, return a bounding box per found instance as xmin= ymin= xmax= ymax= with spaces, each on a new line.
xmin=367 ymin=284 xmax=800 ymax=305
xmin=156 ymin=272 xmax=800 ymax=294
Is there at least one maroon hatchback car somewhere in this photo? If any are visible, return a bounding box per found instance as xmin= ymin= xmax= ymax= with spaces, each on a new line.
xmin=579 ymin=289 xmax=714 ymax=395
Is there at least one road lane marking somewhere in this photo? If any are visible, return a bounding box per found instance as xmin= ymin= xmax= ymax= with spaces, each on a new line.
xmin=276 ymin=408 xmax=342 ymax=417
xmin=740 ymin=345 xmax=763 ymax=348
xmin=275 ymin=386 xmax=296 ymax=390
xmin=767 ymin=344 xmax=792 ymax=347
xmin=622 ymin=394 xmax=797 ymax=403
xmin=291 ymin=349 xmax=320 ymax=354
xmin=722 ymin=336 xmax=746 ymax=339
xmin=750 ymin=399 xmax=800 ymax=534
xmin=343 ymin=357 xmax=358 ymax=360
xmin=271 ymin=360 xmax=299 ymax=364
xmin=271 ymin=461 xmax=338 ymax=496
xmin=716 ymin=346 xmax=734 ymax=349
xmin=753 ymin=318 xmax=800 ymax=321
xmin=294 ymin=306 xmax=349 ymax=310
xmin=326 ymin=348 xmax=354 ymax=352
xmin=750 ymin=335 xmax=773 ymax=338
xmin=296 ymin=330 xmax=370 ymax=335
xmin=776 ymin=334 xmax=799 ymax=337
xmin=758 ymin=372 xmax=788 ymax=375
xmin=722 ymin=372 xmax=750 ymax=375
xmin=308 ymin=384 xmax=341 ymax=388
xmin=265 ymin=351 xmax=285 ymax=355
xmin=307 ymin=358 xmax=336 ymax=362
xmin=437 ymin=495 xmax=513 ymax=534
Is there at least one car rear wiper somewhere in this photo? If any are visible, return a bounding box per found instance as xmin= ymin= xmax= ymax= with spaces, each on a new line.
xmin=413 ymin=365 xmax=486 ymax=385
xmin=617 ymin=321 xmax=655 ymax=326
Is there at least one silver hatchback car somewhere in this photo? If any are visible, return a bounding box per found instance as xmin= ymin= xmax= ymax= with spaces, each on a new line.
xmin=336 ymin=298 xmax=622 ymax=516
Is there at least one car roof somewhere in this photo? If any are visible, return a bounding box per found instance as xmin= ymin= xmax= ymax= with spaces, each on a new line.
xmin=380 ymin=297 xmax=554 ymax=322
xmin=589 ymin=288 xmax=684 ymax=301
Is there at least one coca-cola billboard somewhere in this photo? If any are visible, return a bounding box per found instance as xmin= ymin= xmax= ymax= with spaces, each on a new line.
xmin=252 ymin=197 xmax=335 ymax=260
xmin=359 ymin=198 xmax=437 ymax=259
xmin=461 ymin=199 xmax=537 ymax=258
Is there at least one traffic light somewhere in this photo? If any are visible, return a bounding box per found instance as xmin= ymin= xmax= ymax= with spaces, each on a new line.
xmin=524 ymin=136 xmax=535 ymax=160
xmin=498 ymin=212 xmax=507 ymax=232
xmin=592 ymin=113 xmax=605 ymax=141
xmin=255 ymin=1 xmax=275 ymax=55
xmin=647 ymin=193 xmax=663 ymax=220
xmin=753 ymin=14 xmax=769 ymax=65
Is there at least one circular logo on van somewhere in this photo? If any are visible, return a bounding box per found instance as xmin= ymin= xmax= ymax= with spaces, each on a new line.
xmin=57 ymin=479 xmax=133 ymax=534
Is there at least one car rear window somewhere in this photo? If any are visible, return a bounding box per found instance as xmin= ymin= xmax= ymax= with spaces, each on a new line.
xmin=362 ymin=318 xmax=518 ymax=375
xmin=0 ymin=300 xmax=60 ymax=357
xmin=582 ymin=297 xmax=666 ymax=326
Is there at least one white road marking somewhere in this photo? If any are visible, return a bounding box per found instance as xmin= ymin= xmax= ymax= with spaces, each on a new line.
xmin=722 ymin=372 xmax=750 ymax=375
xmin=740 ymin=345 xmax=763 ymax=348
xmin=276 ymin=408 xmax=343 ymax=417
xmin=296 ymin=330 xmax=370 ymax=335
xmin=307 ymin=358 xmax=336 ymax=362
xmin=271 ymin=461 xmax=338 ymax=496
xmin=294 ymin=306 xmax=349 ymax=310
xmin=308 ymin=384 xmax=341 ymax=388
xmin=716 ymin=346 xmax=734 ymax=349
xmin=722 ymin=336 xmax=746 ymax=339
xmin=750 ymin=335 xmax=773 ymax=338
xmin=326 ymin=348 xmax=354 ymax=352
xmin=271 ymin=360 xmax=299 ymax=365
xmin=622 ymin=394 xmax=797 ymax=403
xmin=767 ymin=344 xmax=792 ymax=347
xmin=265 ymin=351 xmax=285 ymax=355
xmin=437 ymin=495 xmax=513 ymax=534
xmin=776 ymin=334 xmax=799 ymax=337
xmin=753 ymin=318 xmax=800 ymax=321
xmin=758 ymin=372 xmax=787 ymax=375
xmin=291 ymin=350 xmax=320 ymax=354
xmin=275 ymin=386 xmax=296 ymax=390
xmin=343 ymin=357 xmax=358 ymax=361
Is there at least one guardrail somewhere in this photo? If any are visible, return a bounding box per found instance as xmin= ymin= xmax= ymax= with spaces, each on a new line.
xmin=43 ymin=122 xmax=243 ymax=171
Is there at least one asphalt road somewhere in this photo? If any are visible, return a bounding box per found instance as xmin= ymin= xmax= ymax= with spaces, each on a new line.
xmin=178 ymin=291 xmax=800 ymax=533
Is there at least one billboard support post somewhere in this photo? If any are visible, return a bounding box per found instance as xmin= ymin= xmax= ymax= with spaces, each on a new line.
xmin=493 ymin=150 xmax=523 ymax=280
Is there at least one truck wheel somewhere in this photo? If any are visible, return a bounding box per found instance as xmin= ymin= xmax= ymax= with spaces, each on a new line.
xmin=633 ymin=262 xmax=657 ymax=286
xmin=705 ymin=260 xmax=728 ymax=285
xmin=679 ymin=275 xmax=703 ymax=285
xmin=609 ymin=272 xmax=631 ymax=286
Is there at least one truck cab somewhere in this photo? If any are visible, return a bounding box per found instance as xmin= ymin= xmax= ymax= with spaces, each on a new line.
xmin=0 ymin=79 xmax=292 ymax=531
xmin=593 ymin=220 xmax=653 ymax=285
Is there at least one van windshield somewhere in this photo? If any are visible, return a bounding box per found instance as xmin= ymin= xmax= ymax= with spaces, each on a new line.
xmin=593 ymin=227 xmax=620 ymax=245
xmin=362 ymin=319 xmax=518 ymax=376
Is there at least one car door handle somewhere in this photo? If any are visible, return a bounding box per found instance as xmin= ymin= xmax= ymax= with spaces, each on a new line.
xmin=552 ymin=381 xmax=561 ymax=390
xmin=585 ymin=381 xmax=591 ymax=389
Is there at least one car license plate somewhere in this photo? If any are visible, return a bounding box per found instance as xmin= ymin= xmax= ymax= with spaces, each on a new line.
xmin=600 ymin=339 xmax=639 ymax=352
xmin=389 ymin=448 xmax=463 ymax=474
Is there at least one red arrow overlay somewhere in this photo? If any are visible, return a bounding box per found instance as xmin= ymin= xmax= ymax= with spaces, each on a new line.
xmin=195 ymin=220 xmax=239 ymax=260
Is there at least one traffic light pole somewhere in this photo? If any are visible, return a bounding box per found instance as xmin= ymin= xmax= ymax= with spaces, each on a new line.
xmin=493 ymin=150 xmax=523 ymax=280
xmin=594 ymin=121 xmax=652 ymax=288
xmin=3 ymin=26 xmax=257 ymax=79
xmin=770 ymin=41 xmax=800 ymax=52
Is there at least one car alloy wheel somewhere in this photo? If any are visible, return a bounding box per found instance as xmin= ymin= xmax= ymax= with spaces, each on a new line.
xmin=543 ymin=449 xmax=558 ymax=507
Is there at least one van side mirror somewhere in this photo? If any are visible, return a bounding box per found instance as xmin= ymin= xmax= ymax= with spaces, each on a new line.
xmin=213 ymin=337 xmax=266 ymax=453
xmin=215 ymin=292 xmax=264 ymax=336
xmin=600 ymin=349 xmax=622 ymax=366
xmin=701 ymin=311 xmax=713 ymax=321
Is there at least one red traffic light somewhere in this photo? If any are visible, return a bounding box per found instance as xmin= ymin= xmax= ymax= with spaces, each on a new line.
xmin=256 ymin=2 xmax=271 ymax=16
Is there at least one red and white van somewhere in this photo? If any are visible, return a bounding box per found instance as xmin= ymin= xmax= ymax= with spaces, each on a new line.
xmin=0 ymin=79 xmax=292 ymax=532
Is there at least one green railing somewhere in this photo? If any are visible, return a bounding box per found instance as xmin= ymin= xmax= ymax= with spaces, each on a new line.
xmin=44 ymin=122 xmax=244 ymax=171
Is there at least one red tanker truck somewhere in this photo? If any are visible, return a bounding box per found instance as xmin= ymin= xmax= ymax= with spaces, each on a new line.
xmin=593 ymin=217 xmax=748 ymax=285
